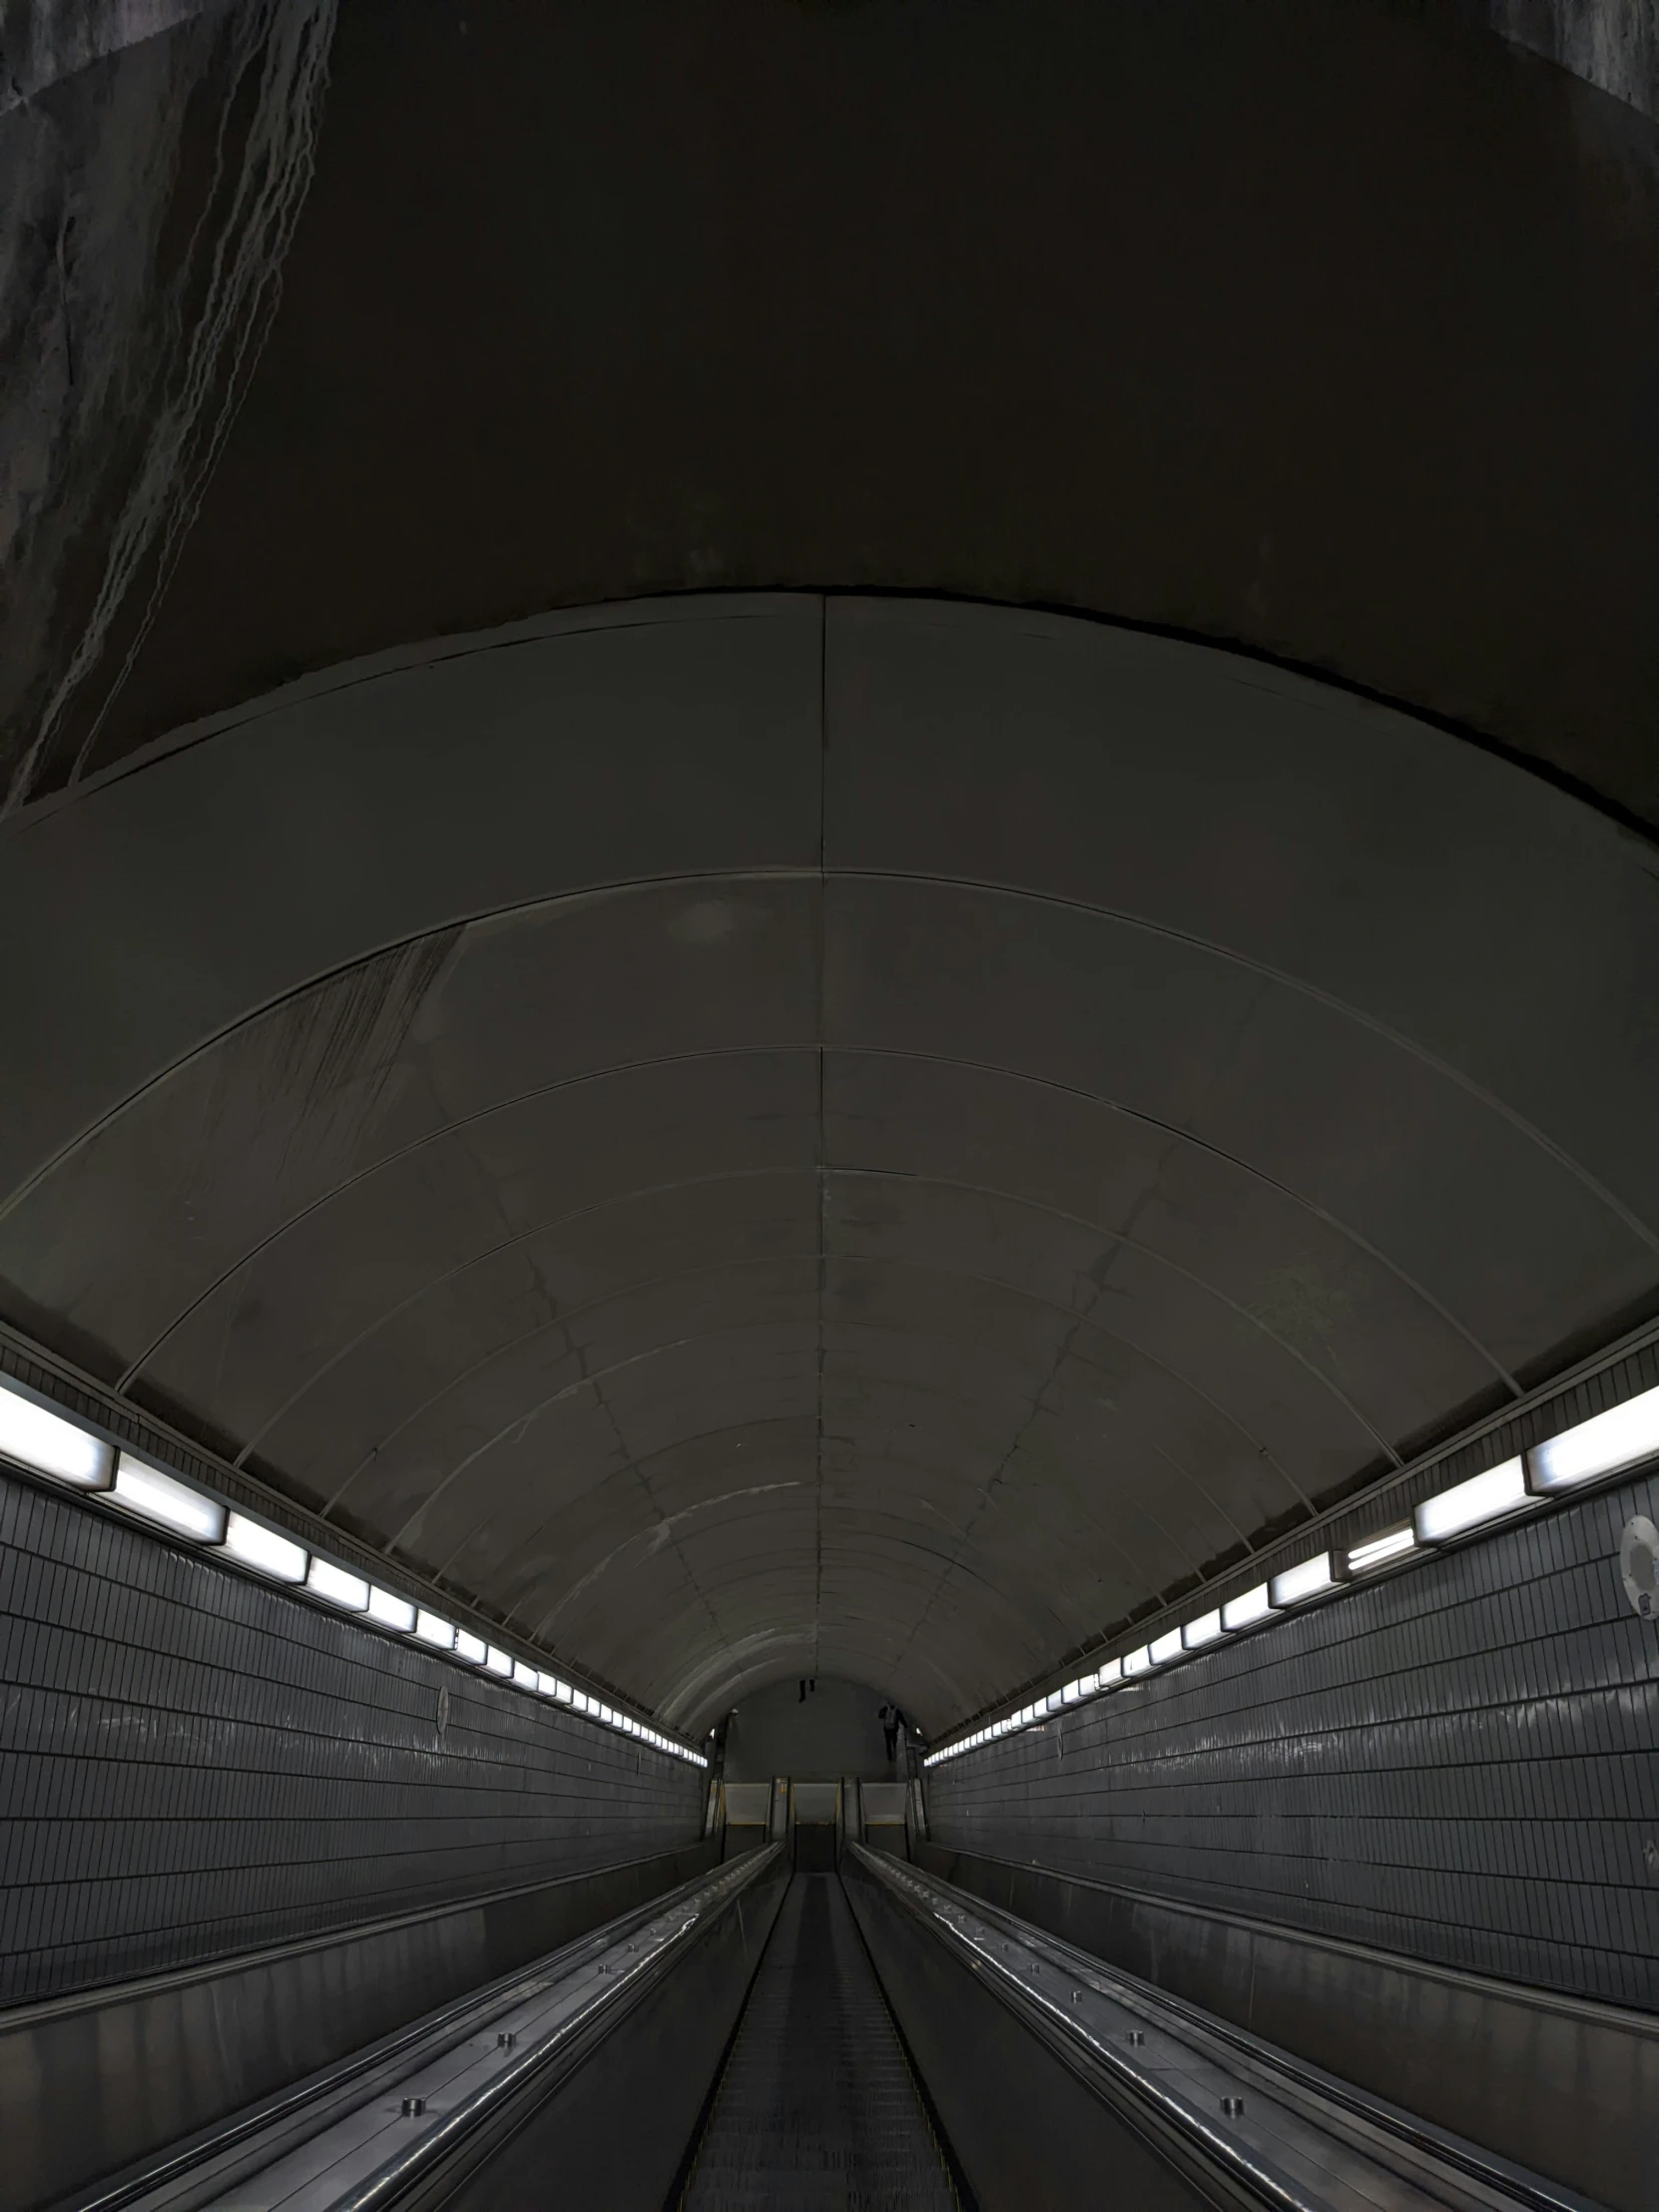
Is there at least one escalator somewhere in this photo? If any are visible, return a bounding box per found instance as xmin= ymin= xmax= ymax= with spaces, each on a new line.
xmin=84 ymin=1837 xmax=1595 ymax=2212
xmin=678 ymin=1872 xmax=958 ymax=2210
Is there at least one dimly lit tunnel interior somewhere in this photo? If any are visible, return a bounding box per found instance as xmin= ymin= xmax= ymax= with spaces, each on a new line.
xmin=3 ymin=4 xmax=1659 ymax=2207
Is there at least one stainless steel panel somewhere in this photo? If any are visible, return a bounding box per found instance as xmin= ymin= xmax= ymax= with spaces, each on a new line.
xmin=161 ymin=1849 xmax=787 ymax=2212
xmin=914 ymin=1845 xmax=1658 ymax=2212
xmin=3 ymin=1841 xmax=720 ymax=2212
xmin=854 ymin=1847 xmax=1594 ymax=2212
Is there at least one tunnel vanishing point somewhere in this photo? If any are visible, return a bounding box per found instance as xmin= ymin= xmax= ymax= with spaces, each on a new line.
xmin=2 ymin=4 xmax=1659 ymax=2207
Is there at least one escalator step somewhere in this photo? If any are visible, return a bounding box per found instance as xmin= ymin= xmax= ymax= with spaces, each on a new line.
xmin=682 ymin=1872 xmax=956 ymax=2210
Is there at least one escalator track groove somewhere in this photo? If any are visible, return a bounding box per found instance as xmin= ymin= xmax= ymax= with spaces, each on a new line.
xmin=679 ymin=1872 xmax=957 ymax=2211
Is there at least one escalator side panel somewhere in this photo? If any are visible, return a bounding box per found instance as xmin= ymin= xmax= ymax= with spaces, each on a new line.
xmin=843 ymin=1860 xmax=1220 ymax=2212
xmin=430 ymin=1856 xmax=791 ymax=2212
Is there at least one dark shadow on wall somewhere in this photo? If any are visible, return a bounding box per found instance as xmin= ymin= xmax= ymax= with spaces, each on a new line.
xmin=721 ymin=1674 xmax=898 ymax=1781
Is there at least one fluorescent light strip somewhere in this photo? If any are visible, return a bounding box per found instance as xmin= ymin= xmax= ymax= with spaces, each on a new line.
xmin=1222 ymin=1582 xmax=1277 ymax=1632
xmin=221 ymin=1512 xmax=307 ymax=1583
xmin=0 ymin=1376 xmax=708 ymax=1762
xmin=1415 ymin=1457 xmax=1527 ymax=1542
xmin=1530 ymin=1384 xmax=1659 ymax=1491
xmin=367 ymin=1587 xmax=417 ymax=1633
xmin=1270 ymin=1553 xmax=1342 ymax=1607
xmin=934 ymin=1376 xmax=1659 ymax=1764
xmin=308 ymin=1557 xmax=368 ymax=1610
xmin=48 ymin=1348 xmax=1659 ymax=1784
xmin=0 ymin=1382 xmax=112 ymax=1488
xmin=112 ymin=1455 xmax=226 ymax=1543
xmin=1347 ymin=1525 xmax=1416 ymax=1573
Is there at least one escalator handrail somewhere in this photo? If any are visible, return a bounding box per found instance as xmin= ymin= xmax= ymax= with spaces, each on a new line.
xmin=845 ymin=1845 xmax=1596 ymax=2212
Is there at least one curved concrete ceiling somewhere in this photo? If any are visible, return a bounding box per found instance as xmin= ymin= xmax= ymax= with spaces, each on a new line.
xmin=2 ymin=596 xmax=1655 ymax=1730
xmin=6 ymin=2 xmax=1659 ymax=823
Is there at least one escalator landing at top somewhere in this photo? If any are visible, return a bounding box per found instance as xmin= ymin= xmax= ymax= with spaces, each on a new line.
xmin=681 ymin=1873 xmax=956 ymax=2211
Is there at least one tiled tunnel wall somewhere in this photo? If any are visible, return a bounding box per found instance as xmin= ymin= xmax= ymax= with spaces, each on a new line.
xmin=926 ymin=1468 xmax=1659 ymax=2012
xmin=0 ymin=1468 xmax=706 ymax=2007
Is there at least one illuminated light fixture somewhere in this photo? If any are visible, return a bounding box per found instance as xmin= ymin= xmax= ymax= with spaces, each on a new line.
xmin=536 ymin=1671 xmax=563 ymax=1699
xmin=1043 ymin=1692 xmax=1064 ymax=1714
xmin=1222 ymin=1583 xmax=1277 ymax=1632
xmin=1270 ymin=1553 xmax=1343 ymax=1607
xmin=366 ymin=1586 xmax=417 ymax=1633
xmin=414 ymin=1610 xmax=455 ymax=1650
xmin=1529 ymin=1385 xmax=1659 ymax=1492
xmin=111 ymin=1454 xmax=226 ymax=1543
xmin=1095 ymin=1657 xmax=1123 ymax=1689
xmin=1077 ymin=1671 xmax=1101 ymax=1695
xmin=510 ymin=1660 xmax=536 ymax=1690
xmin=221 ymin=1512 xmax=307 ymax=1583
xmin=1182 ymin=1610 xmax=1224 ymax=1650
xmin=0 ymin=1382 xmax=112 ymax=1489
xmin=455 ymin=1629 xmax=487 ymax=1665
xmin=307 ymin=1557 xmax=368 ymax=1611
xmin=1347 ymin=1525 xmax=1416 ymax=1574
xmin=574 ymin=1691 xmax=590 ymax=1713
xmin=1415 ymin=1458 xmax=1528 ymax=1544
xmin=1121 ymin=1645 xmax=1153 ymax=1677
xmin=1061 ymin=1680 xmax=1083 ymax=1704
xmin=1149 ymin=1628 xmax=1184 ymax=1666
xmin=554 ymin=1680 xmax=575 ymax=1705
xmin=484 ymin=1645 xmax=514 ymax=1678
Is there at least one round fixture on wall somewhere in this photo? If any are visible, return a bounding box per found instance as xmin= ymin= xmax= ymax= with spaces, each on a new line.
xmin=1620 ymin=1517 xmax=1659 ymax=1620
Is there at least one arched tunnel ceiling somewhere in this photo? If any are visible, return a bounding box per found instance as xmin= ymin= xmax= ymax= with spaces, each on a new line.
xmin=5 ymin=0 xmax=1659 ymax=823
xmin=2 ymin=596 xmax=1656 ymax=1731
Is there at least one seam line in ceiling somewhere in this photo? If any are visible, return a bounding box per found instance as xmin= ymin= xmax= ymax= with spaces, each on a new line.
xmin=17 ymin=857 xmax=1640 ymax=1284
xmin=288 ymin=1215 xmax=1395 ymax=1538
xmin=115 ymin=1043 xmax=1522 ymax=1409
